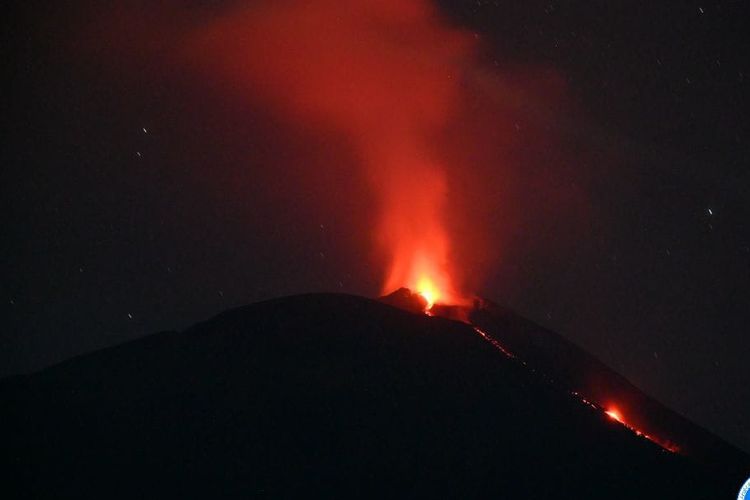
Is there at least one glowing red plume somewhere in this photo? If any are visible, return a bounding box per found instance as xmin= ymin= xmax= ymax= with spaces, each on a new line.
xmin=187 ymin=0 xmax=475 ymax=307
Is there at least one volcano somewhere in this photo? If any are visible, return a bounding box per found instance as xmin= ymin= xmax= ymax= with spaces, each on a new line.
xmin=3 ymin=293 xmax=747 ymax=498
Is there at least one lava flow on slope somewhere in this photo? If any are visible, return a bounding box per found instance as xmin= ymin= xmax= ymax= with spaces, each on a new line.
xmin=380 ymin=286 xmax=748 ymax=474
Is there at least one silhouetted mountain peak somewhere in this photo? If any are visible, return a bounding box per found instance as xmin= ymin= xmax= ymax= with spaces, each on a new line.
xmin=379 ymin=287 xmax=429 ymax=313
xmin=2 ymin=293 xmax=747 ymax=498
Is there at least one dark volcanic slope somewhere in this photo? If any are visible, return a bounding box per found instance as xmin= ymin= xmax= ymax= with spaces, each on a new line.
xmin=469 ymin=300 xmax=750 ymax=473
xmin=2 ymin=294 xmax=744 ymax=498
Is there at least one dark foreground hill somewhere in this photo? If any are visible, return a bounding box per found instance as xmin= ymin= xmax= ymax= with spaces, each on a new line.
xmin=2 ymin=294 xmax=746 ymax=498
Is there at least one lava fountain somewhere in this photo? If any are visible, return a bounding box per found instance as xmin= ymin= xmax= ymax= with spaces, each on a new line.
xmin=377 ymin=159 xmax=459 ymax=309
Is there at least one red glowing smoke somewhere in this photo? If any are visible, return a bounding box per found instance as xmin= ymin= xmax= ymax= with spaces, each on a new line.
xmin=186 ymin=0 xmax=476 ymax=305
xmin=74 ymin=0 xmax=580 ymax=306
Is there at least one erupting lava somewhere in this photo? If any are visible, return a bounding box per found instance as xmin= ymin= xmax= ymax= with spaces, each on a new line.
xmin=378 ymin=185 xmax=464 ymax=310
xmin=374 ymin=153 xmax=462 ymax=310
xmin=384 ymin=243 xmax=458 ymax=311
xmin=415 ymin=276 xmax=439 ymax=309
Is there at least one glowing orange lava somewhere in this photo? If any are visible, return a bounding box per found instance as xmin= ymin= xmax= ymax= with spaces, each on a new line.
xmin=605 ymin=408 xmax=624 ymax=423
xmin=385 ymin=256 xmax=463 ymax=311
xmin=379 ymin=186 xmax=464 ymax=312
xmin=374 ymin=148 xmax=466 ymax=311
xmin=604 ymin=405 xmax=679 ymax=453
xmin=416 ymin=276 xmax=439 ymax=309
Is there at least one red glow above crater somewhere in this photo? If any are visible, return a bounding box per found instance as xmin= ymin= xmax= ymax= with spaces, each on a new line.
xmin=186 ymin=0 xmax=475 ymax=309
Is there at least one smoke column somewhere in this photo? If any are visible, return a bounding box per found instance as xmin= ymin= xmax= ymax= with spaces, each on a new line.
xmin=188 ymin=0 xmax=477 ymax=304
xmin=79 ymin=0 xmax=577 ymax=306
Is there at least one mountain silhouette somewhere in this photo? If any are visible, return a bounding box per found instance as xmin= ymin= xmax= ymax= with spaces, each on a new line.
xmin=3 ymin=293 xmax=747 ymax=498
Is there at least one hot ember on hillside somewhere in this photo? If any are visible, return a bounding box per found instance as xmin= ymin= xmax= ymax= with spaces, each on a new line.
xmin=605 ymin=405 xmax=679 ymax=453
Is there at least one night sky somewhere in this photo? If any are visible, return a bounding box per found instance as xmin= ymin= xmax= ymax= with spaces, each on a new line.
xmin=3 ymin=0 xmax=749 ymax=453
